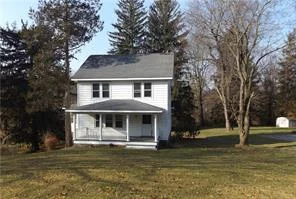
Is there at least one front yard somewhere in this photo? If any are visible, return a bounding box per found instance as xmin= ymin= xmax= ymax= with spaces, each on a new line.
xmin=1 ymin=127 xmax=296 ymax=199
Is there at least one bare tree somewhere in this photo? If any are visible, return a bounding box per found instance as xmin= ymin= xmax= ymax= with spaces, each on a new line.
xmin=188 ymin=0 xmax=283 ymax=146
xmin=186 ymin=39 xmax=211 ymax=127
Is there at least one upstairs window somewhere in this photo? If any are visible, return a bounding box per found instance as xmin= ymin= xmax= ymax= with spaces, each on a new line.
xmin=93 ymin=83 xmax=100 ymax=98
xmin=102 ymin=83 xmax=110 ymax=98
xmin=133 ymin=83 xmax=141 ymax=98
xmin=144 ymin=83 xmax=152 ymax=97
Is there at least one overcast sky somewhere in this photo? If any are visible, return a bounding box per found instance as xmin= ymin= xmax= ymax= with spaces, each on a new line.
xmin=0 ymin=0 xmax=295 ymax=74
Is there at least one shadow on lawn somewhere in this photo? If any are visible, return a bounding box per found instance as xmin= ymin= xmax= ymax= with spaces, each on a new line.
xmin=171 ymin=132 xmax=295 ymax=149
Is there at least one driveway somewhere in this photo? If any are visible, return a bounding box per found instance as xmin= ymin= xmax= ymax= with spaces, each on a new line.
xmin=261 ymin=134 xmax=296 ymax=142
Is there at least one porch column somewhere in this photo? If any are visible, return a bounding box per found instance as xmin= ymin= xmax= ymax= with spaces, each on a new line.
xmin=154 ymin=114 xmax=158 ymax=142
xmin=73 ymin=113 xmax=76 ymax=140
xmin=99 ymin=114 xmax=102 ymax=141
xmin=126 ymin=114 xmax=130 ymax=141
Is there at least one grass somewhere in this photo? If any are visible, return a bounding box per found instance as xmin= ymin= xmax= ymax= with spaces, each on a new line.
xmin=1 ymin=127 xmax=296 ymax=199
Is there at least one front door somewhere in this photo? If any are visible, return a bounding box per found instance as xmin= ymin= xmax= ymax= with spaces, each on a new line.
xmin=142 ymin=115 xmax=152 ymax=136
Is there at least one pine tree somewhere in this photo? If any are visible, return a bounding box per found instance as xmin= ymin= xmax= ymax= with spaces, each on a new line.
xmin=0 ymin=26 xmax=31 ymax=144
xmin=30 ymin=0 xmax=104 ymax=147
xmin=278 ymin=28 xmax=296 ymax=118
xmin=21 ymin=24 xmax=65 ymax=151
xmin=147 ymin=0 xmax=192 ymax=133
xmin=147 ymin=0 xmax=186 ymax=54
xmin=108 ymin=0 xmax=146 ymax=54
xmin=172 ymin=81 xmax=196 ymax=133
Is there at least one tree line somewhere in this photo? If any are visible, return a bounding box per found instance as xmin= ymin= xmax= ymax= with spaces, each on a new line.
xmin=0 ymin=0 xmax=295 ymax=150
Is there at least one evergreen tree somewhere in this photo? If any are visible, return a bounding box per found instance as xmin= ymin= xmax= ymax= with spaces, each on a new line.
xmin=0 ymin=26 xmax=31 ymax=144
xmin=147 ymin=0 xmax=186 ymax=54
xmin=147 ymin=0 xmax=187 ymax=86
xmin=147 ymin=0 xmax=192 ymax=133
xmin=109 ymin=0 xmax=146 ymax=54
xmin=278 ymin=28 xmax=296 ymax=117
xmin=30 ymin=0 xmax=104 ymax=147
xmin=172 ymin=80 xmax=196 ymax=133
xmin=22 ymin=24 xmax=65 ymax=151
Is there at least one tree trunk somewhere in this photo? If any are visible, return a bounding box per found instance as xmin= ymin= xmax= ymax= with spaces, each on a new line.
xmin=238 ymin=114 xmax=250 ymax=146
xmin=64 ymin=39 xmax=73 ymax=147
xmin=223 ymin=102 xmax=231 ymax=132
xmin=216 ymin=88 xmax=231 ymax=132
xmin=198 ymin=84 xmax=205 ymax=126
xmin=236 ymin=80 xmax=251 ymax=147
xmin=64 ymin=2 xmax=73 ymax=147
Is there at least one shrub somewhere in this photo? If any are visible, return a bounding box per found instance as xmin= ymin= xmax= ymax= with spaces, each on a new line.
xmin=43 ymin=133 xmax=59 ymax=151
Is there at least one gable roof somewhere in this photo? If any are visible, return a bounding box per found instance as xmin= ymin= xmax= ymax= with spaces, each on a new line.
xmin=71 ymin=53 xmax=174 ymax=81
xmin=66 ymin=99 xmax=163 ymax=113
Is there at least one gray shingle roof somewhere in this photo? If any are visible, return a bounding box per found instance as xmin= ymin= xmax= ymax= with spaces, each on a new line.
xmin=67 ymin=99 xmax=163 ymax=113
xmin=72 ymin=53 xmax=174 ymax=80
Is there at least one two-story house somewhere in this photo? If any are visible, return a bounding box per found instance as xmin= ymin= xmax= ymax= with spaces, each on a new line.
xmin=66 ymin=53 xmax=174 ymax=149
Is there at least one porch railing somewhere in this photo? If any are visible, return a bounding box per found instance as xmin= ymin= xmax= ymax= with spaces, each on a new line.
xmin=74 ymin=127 xmax=127 ymax=141
xmin=75 ymin=128 xmax=100 ymax=140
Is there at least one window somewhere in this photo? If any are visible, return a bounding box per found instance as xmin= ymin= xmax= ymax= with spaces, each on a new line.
xmin=105 ymin=114 xmax=113 ymax=127
xmin=93 ymin=83 xmax=100 ymax=98
xmin=115 ymin=115 xmax=123 ymax=128
xmin=95 ymin=115 xmax=100 ymax=127
xmin=142 ymin=115 xmax=152 ymax=124
xmin=144 ymin=82 xmax=152 ymax=97
xmin=102 ymin=83 xmax=109 ymax=98
xmin=133 ymin=83 xmax=141 ymax=98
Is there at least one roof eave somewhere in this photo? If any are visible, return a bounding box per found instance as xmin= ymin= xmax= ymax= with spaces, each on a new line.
xmin=71 ymin=77 xmax=173 ymax=82
xmin=65 ymin=110 xmax=163 ymax=113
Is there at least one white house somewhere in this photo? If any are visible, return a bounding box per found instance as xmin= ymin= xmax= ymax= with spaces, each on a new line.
xmin=276 ymin=117 xmax=296 ymax=128
xmin=66 ymin=54 xmax=174 ymax=149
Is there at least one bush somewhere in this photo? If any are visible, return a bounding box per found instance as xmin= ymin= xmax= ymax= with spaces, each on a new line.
xmin=43 ymin=133 xmax=59 ymax=151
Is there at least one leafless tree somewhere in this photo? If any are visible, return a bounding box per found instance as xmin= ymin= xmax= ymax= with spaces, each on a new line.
xmin=186 ymin=38 xmax=212 ymax=126
xmin=187 ymin=0 xmax=284 ymax=146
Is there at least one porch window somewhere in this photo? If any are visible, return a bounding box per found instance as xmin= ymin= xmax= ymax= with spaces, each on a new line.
xmin=95 ymin=115 xmax=100 ymax=127
xmin=115 ymin=115 xmax=123 ymax=128
xmin=93 ymin=83 xmax=100 ymax=98
xmin=102 ymin=83 xmax=110 ymax=98
xmin=105 ymin=114 xmax=113 ymax=127
xmin=144 ymin=83 xmax=152 ymax=97
xmin=133 ymin=83 xmax=141 ymax=98
xmin=142 ymin=115 xmax=152 ymax=124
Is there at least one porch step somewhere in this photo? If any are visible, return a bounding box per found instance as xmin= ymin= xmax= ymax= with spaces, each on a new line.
xmin=126 ymin=142 xmax=158 ymax=150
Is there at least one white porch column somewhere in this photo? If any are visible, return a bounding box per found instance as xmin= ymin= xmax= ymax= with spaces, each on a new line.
xmin=99 ymin=114 xmax=102 ymax=141
xmin=73 ymin=113 xmax=76 ymax=140
xmin=154 ymin=114 xmax=158 ymax=142
xmin=126 ymin=114 xmax=130 ymax=141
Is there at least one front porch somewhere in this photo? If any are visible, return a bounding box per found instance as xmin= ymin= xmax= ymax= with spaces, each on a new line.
xmin=67 ymin=100 xmax=164 ymax=149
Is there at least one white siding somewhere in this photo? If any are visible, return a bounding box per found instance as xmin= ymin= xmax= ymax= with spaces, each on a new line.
xmin=129 ymin=115 xmax=142 ymax=136
xmin=75 ymin=80 xmax=171 ymax=140
xmin=111 ymin=82 xmax=132 ymax=99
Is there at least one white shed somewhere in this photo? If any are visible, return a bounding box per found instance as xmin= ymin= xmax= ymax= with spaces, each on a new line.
xmin=276 ymin=117 xmax=296 ymax=128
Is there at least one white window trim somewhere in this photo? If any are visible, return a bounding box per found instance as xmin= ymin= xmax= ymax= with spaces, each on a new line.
xmin=133 ymin=82 xmax=142 ymax=98
xmin=102 ymin=83 xmax=111 ymax=99
xmin=132 ymin=82 xmax=153 ymax=99
xmin=92 ymin=83 xmax=100 ymax=98
xmin=91 ymin=82 xmax=111 ymax=99
xmin=143 ymin=82 xmax=153 ymax=98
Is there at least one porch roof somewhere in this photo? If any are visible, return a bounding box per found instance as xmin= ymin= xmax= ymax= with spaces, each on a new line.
xmin=66 ymin=99 xmax=164 ymax=113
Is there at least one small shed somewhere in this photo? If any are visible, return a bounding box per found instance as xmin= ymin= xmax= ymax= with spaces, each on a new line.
xmin=276 ymin=117 xmax=296 ymax=128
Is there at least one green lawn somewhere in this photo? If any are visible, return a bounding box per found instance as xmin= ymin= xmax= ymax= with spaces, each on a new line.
xmin=1 ymin=127 xmax=296 ymax=199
